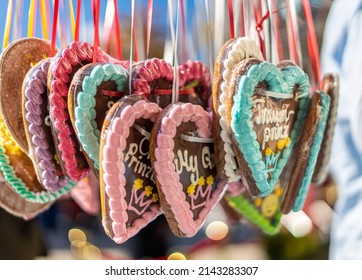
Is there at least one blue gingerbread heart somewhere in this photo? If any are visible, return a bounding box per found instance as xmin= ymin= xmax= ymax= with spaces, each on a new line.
xmin=230 ymin=59 xmax=310 ymax=197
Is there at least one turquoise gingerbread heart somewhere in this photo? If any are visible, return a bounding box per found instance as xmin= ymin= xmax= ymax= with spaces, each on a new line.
xmin=73 ymin=63 xmax=128 ymax=169
xmin=231 ymin=60 xmax=310 ymax=197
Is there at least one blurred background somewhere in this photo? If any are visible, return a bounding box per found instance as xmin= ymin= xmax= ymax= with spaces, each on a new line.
xmin=0 ymin=0 xmax=336 ymax=260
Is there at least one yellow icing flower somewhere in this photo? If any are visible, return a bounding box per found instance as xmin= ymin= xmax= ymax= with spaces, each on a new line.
xmin=254 ymin=197 xmax=263 ymax=207
xmin=274 ymin=186 xmax=283 ymax=197
xmin=152 ymin=193 xmax=159 ymax=202
xmin=285 ymin=137 xmax=291 ymax=147
xmin=197 ymin=176 xmax=205 ymax=186
xmin=264 ymin=147 xmax=274 ymax=156
xmin=0 ymin=116 xmax=22 ymax=157
xmin=133 ymin=178 xmax=144 ymax=190
xmin=206 ymin=175 xmax=214 ymax=185
xmin=187 ymin=184 xmax=196 ymax=195
xmin=277 ymin=139 xmax=286 ymax=151
xmin=144 ymin=185 xmax=153 ymax=197
xmin=54 ymin=153 xmax=61 ymax=165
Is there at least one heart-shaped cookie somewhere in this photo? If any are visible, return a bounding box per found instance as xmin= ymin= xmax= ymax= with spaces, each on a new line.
xmin=227 ymin=58 xmax=310 ymax=196
xmin=226 ymin=90 xmax=329 ymax=233
xmin=131 ymin=58 xmax=174 ymax=108
xmin=212 ymin=37 xmax=263 ymax=183
xmin=282 ymin=90 xmax=330 ymax=213
xmin=312 ymin=73 xmax=339 ymax=185
xmin=0 ymin=174 xmax=53 ymax=220
xmin=100 ymin=95 xmax=162 ymax=244
xmin=178 ymin=60 xmax=211 ymax=110
xmin=0 ymin=114 xmax=74 ymax=203
xmin=22 ymin=58 xmax=75 ymax=192
xmin=68 ymin=62 xmax=128 ymax=173
xmin=47 ymin=41 xmax=109 ymax=181
xmin=0 ymin=38 xmax=52 ymax=152
xmin=150 ymin=102 xmax=227 ymax=237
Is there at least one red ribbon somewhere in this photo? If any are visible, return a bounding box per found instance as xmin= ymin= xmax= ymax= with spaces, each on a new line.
xmin=227 ymin=0 xmax=235 ymax=39
xmin=75 ymin=0 xmax=81 ymax=41
xmin=50 ymin=0 xmax=59 ymax=57
xmin=133 ymin=14 xmax=139 ymax=62
xmin=99 ymin=89 xmax=124 ymax=97
xmin=302 ymin=0 xmax=321 ymax=89
xmin=113 ymin=0 xmax=122 ymax=60
xmin=154 ymin=88 xmax=195 ymax=95
xmin=92 ymin=0 xmax=100 ymax=63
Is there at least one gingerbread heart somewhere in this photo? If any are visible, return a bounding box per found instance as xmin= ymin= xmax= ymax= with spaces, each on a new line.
xmin=0 ymin=113 xmax=74 ymax=203
xmin=100 ymin=95 xmax=162 ymax=244
xmin=47 ymin=41 xmax=109 ymax=181
xmin=178 ymin=60 xmax=211 ymax=110
xmin=282 ymin=90 xmax=330 ymax=213
xmin=68 ymin=62 xmax=128 ymax=174
xmin=226 ymin=91 xmax=330 ymax=232
xmin=227 ymin=58 xmax=310 ymax=196
xmin=132 ymin=58 xmax=174 ymax=108
xmin=150 ymin=102 xmax=227 ymax=237
xmin=212 ymin=37 xmax=263 ymax=183
xmin=0 ymin=174 xmax=53 ymax=220
xmin=0 ymin=38 xmax=52 ymax=152
xmin=23 ymin=58 xmax=75 ymax=192
xmin=312 ymin=73 xmax=339 ymax=185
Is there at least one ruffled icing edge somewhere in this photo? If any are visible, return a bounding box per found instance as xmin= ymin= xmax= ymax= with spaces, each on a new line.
xmin=132 ymin=58 xmax=173 ymax=97
xmin=293 ymin=91 xmax=331 ymax=211
xmin=101 ymin=99 xmax=162 ymax=244
xmin=49 ymin=41 xmax=108 ymax=181
xmin=0 ymin=117 xmax=75 ymax=203
xmin=153 ymin=103 xmax=227 ymax=237
xmin=231 ymin=62 xmax=310 ymax=196
xmin=75 ymin=63 xmax=128 ymax=169
xmin=218 ymin=37 xmax=263 ymax=182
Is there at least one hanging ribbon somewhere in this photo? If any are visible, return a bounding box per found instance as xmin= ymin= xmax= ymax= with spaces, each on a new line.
xmin=3 ymin=0 xmax=13 ymax=50
xmin=75 ymin=0 xmax=82 ymax=41
xmin=167 ymin=0 xmax=180 ymax=103
xmin=50 ymin=0 xmax=59 ymax=57
xmin=240 ymin=0 xmax=245 ymax=37
xmin=69 ymin=0 xmax=76 ymax=41
xmin=302 ymin=0 xmax=321 ymax=89
xmin=204 ymin=0 xmax=214 ymax=79
xmin=267 ymin=0 xmax=284 ymax=62
xmin=40 ymin=0 xmax=48 ymax=40
xmin=113 ymin=0 xmax=122 ymax=60
xmin=92 ymin=0 xmax=101 ymax=62
xmin=145 ymin=0 xmax=153 ymax=59
xmin=227 ymin=0 xmax=235 ymax=39
xmin=180 ymin=0 xmax=186 ymax=63
xmin=28 ymin=0 xmax=37 ymax=37
xmin=129 ymin=0 xmax=136 ymax=94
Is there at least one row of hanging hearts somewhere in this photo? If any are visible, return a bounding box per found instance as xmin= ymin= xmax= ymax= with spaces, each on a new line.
xmin=0 ymin=36 xmax=338 ymax=244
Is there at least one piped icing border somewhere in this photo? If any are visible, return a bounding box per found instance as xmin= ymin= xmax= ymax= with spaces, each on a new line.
xmin=153 ymin=103 xmax=227 ymax=237
xmin=132 ymin=58 xmax=173 ymax=97
xmin=312 ymin=74 xmax=339 ymax=184
xmin=218 ymin=37 xmax=263 ymax=182
xmin=24 ymin=58 xmax=75 ymax=191
xmin=101 ymin=99 xmax=162 ymax=244
xmin=231 ymin=62 xmax=310 ymax=196
xmin=48 ymin=41 xmax=107 ymax=181
xmin=0 ymin=117 xmax=75 ymax=203
xmin=75 ymin=63 xmax=128 ymax=169
xmin=293 ymin=91 xmax=330 ymax=211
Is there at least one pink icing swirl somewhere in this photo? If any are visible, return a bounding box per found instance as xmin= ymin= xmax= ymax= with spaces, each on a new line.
xmin=49 ymin=41 xmax=108 ymax=181
xmin=101 ymin=99 xmax=162 ymax=244
xmin=178 ymin=60 xmax=211 ymax=90
xmin=153 ymin=103 xmax=227 ymax=237
xmin=24 ymin=59 xmax=71 ymax=191
xmin=132 ymin=58 xmax=174 ymax=97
